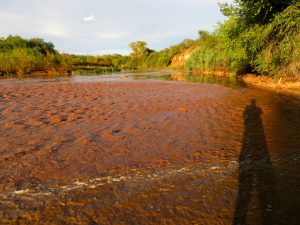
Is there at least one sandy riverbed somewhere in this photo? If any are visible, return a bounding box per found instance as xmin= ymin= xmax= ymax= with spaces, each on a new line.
xmin=0 ymin=80 xmax=241 ymax=191
xmin=0 ymin=78 xmax=299 ymax=224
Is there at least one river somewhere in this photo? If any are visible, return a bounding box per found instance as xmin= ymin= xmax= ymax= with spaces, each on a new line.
xmin=0 ymin=71 xmax=299 ymax=225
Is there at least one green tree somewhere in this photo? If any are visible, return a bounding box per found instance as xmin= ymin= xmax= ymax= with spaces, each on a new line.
xmin=129 ymin=41 xmax=152 ymax=57
xmin=27 ymin=38 xmax=56 ymax=55
xmin=220 ymin=0 xmax=295 ymax=25
xmin=217 ymin=1 xmax=300 ymax=76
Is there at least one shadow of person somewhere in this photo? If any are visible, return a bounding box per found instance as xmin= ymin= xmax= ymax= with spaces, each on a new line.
xmin=233 ymin=99 xmax=277 ymax=225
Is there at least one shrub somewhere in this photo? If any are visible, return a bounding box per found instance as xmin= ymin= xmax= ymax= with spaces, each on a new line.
xmin=185 ymin=31 xmax=227 ymax=72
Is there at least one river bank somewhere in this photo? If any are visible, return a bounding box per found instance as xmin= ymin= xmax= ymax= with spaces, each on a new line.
xmin=240 ymin=74 xmax=300 ymax=97
xmin=179 ymin=68 xmax=300 ymax=97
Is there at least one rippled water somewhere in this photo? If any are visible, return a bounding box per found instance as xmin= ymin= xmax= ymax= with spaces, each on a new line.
xmin=0 ymin=71 xmax=299 ymax=225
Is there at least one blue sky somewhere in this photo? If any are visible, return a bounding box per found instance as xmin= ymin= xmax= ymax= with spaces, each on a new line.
xmin=0 ymin=0 xmax=232 ymax=55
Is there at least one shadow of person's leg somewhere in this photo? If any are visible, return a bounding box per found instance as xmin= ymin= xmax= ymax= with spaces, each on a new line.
xmin=233 ymin=166 xmax=254 ymax=225
xmin=256 ymin=161 xmax=277 ymax=225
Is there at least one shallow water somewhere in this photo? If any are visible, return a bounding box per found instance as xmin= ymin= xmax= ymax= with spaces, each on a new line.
xmin=0 ymin=70 xmax=243 ymax=88
xmin=0 ymin=71 xmax=299 ymax=224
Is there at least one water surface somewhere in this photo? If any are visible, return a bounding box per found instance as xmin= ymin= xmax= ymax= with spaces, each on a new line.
xmin=0 ymin=71 xmax=299 ymax=225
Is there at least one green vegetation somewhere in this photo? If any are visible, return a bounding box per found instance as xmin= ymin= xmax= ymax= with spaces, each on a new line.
xmin=1 ymin=1 xmax=298 ymax=79
xmin=185 ymin=31 xmax=227 ymax=72
xmin=69 ymin=54 xmax=123 ymax=74
xmin=186 ymin=0 xmax=300 ymax=79
xmin=72 ymin=66 xmax=120 ymax=75
xmin=145 ymin=39 xmax=198 ymax=68
xmin=220 ymin=0 xmax=295 ymax=25
xmin=0 ymin=36 xmax=70 ymax=76
xmin=120 ymin=39 xmax=197 ymax=69
xmin=0 ymin=36 xmax=197 ymax=76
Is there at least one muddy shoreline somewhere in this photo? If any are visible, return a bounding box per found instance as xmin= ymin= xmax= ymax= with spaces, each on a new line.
xmin=240 ymin=74 xmax=300 ymax=97
xmin=184 ymin=69 xmax=300 ymax=97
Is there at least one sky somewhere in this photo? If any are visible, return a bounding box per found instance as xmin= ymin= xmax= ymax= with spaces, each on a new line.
xmin=0 ymin=0 xmax=232 ymax=55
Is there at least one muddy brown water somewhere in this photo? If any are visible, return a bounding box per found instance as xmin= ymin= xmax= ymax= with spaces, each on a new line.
xmin=0 ymin=71 xmax=299 ymax=225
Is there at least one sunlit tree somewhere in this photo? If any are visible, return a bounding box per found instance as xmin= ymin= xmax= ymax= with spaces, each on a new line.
xmin=129 ymin=41 xmax=152 ymax=58
xmin=220 ymin=0 xmax=295 ymax=24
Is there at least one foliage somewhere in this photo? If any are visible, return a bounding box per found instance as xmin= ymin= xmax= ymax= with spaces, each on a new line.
xmin=217 ymin=2 xmax=300 ymax=77
xmin=129 ymin=41 xmax=153 ymax=58
xmin=73 ymin=66 xmax=120 ymax=75
xmin=0 ymin=35 xmax=66 ymax=76
xmin=187 ymin=1 xmax=300 ymax=78
xmin=253 ymin=3 xmax=300 ymax=78
xmin=220 ymin=0 xmax=295 ymax=25
xmin=185 ymin=31 xmax=227 ymax=72
xmin=0 ymin=35 xmax=201 ymax=76
xmin=140 ymin=39 xmax=197 ymax=69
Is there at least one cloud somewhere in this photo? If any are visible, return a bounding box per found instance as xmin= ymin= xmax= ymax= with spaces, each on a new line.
xmin=83 ymin=15 xmax=96 ymax=22
xmin=0 ymin=0 xmax=233 ymax=55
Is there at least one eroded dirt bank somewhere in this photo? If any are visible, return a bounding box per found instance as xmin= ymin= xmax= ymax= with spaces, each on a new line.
xmin=0 ymin=79 xmax=299 ymax=224
xmin=241 ymin=74 xmax=300 ymax=97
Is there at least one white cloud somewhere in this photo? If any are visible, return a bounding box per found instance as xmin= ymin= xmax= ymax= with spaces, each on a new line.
xmin=83 ymin=15 xmax=96 ymax=22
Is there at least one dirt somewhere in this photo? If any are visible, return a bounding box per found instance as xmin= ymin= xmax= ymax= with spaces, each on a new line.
xmin=241 ymin=74 xmax=300 ymax=97
xmin=170 ymin=47 xmax=199 ymax=68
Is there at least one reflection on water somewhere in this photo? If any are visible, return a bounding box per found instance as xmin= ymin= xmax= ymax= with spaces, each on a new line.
xmin=0 ymin=70 xmax=244 ymax=89
xmin=127 ymin=71 xmax=243 ymax=89
xmin=234 ymin=99 xmax=277 ymax=225
xmin=170 ymin=72 xmax=242 ymax=89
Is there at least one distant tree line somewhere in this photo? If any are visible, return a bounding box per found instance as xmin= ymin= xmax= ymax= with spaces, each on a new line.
xmin=0 ymin=35 xmax=198 ymax=76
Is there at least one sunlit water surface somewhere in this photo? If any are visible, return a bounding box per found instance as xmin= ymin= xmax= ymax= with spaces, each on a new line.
xmin=0 ymin=71 xmax=299 ymax=225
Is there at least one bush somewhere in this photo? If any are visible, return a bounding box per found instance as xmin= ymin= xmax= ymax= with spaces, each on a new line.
xmin=0 ymin=48 xmax=38 ymax=75
xmin=253 ymin=3 xmax=300 ymax=78
xmin=185 ymin=31 xmax=227 ymax=72
xmin=214 ymin=2 xmax=300 ymax=77
xmin=0 ymin=36 xmax=64 ymax=76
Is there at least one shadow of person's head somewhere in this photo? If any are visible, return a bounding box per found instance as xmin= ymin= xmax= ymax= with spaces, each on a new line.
xmin=243 ymin=99 xmax=262 ymax=122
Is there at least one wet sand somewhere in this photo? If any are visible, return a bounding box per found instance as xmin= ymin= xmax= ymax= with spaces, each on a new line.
xmin=241 ymin=74 xmax=300 ymax=97
xmin=0 ymin=78 xmax=299 ymax=224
